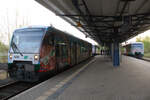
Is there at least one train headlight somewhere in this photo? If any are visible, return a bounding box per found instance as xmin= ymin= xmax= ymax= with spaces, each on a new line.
xmin=34 ymin=55 xmax=38 ymax=60
xmin=9 ymin=54 xmax=12 ymax=59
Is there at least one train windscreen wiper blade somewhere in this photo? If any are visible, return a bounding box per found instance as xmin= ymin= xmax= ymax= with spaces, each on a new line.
xmin=11 ymin=41 xmax=23 ymax=56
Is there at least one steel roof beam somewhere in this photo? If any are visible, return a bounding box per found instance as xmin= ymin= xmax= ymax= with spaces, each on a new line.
xmin=71 ymin=0 xmax=101 ymax=43
xmin=134 ymin=0 xmax=149 ymax=14
xmin=120 ymin=0 xmax=129 ymax=16
xmin=80 ymin=0 xmax=102 ymax=36
xmin=57 ymin=6 xmax=150 ymax=43
xmin=57 ymin=13 xmax=150 ymax=18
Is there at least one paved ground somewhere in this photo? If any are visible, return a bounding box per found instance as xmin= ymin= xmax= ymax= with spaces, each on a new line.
xmin=10 ymin=55 xmax=150 ymax=100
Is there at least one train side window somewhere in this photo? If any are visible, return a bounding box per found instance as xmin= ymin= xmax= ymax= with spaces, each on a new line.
xmin=43 ymin=35 xmax=48 ymax=45
xmin=62 ymin=45 xmax=68 ymax=57
xmin=46 ymin=28 xmax=54 ymax=45
xmin=48 ymin=35 xmax=54 ymax=45
xmin=48 ymin=37 xmax=52 ymax=45
xmin=81 ymin=46 xmax=85 ymax=53
xmin=55 ymin=44 xmax=60 ymax=57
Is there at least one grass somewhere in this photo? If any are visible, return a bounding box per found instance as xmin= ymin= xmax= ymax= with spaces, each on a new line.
xmin=144 ymin=52 xmax=150 ymax=58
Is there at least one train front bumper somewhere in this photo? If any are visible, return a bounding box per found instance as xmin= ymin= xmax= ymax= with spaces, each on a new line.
xmin=8 ymin=63 xmax=40 ymax=82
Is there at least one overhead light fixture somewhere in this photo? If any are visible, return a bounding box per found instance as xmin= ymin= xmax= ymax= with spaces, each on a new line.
xmin=77 ymin=16 xmax=82 ymax=27
xmin=77 ymin=22 xmax=82 ymax=27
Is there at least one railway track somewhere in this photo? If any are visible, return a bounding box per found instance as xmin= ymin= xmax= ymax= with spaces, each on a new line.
xmin=0 ymin=81 xmax=36 ymax=100
xmin=123 ymin=55 xmax=150 ymax=62
xmin=141 ymin=58 xmax=150 ymax=62
xmin=0 ymin=80 xmax=17 ymax=88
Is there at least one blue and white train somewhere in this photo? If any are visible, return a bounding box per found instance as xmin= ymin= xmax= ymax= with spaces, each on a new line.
xmin=123 ymin=42 xmax=144 ymax=58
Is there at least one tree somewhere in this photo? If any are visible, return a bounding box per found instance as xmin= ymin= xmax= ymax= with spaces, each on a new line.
xmin=136 ymin=36 xmax=142 ymax=42
xmin=136 ymin=36 xmax=150 ymax=53
xmin=0 ymin=8 xmax=30 ymax=45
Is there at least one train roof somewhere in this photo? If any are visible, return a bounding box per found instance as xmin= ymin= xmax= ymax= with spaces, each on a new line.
xmin=13 ymin=26 xmax=91 ymax=45
xmin=14 ymin=26 xmax=48 ymax=31
xmin=130 ymin=42 xmax=143 ymax=44
xmin=123 ymin=42 xmax=143 ymax=47
xmin=51 ymin=27 xmax=91 ymax=45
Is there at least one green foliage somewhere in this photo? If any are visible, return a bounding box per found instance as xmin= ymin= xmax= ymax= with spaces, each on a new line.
xmin=0 ymin=42 xmax=8 ymax=53
xmin=0 ymin=41 xmax=8 ymax=63
xmin=136 ymin=36 xmax=150 ymax=54
xmin=136 ymin=36 xmax=142 ymax=42
xmin=144 ymin=52 xmax=150 ymax=58
xmin=120 ymin=47 xmax=125 ymax=53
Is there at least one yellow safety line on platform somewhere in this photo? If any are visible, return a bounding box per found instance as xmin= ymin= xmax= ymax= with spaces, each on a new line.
xmin=36 ymin=58 xmax=96 ymax=100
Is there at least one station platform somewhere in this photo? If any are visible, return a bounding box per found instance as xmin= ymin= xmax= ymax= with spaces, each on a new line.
xmin=10 ymin=55 xmax=150 ymax=100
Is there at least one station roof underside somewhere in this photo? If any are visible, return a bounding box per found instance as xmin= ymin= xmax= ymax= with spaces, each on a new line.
xmin=36 ymin=0 xmax=150 ymax=44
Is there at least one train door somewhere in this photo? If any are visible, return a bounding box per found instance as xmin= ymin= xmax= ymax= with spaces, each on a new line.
xmin=55 ymin=43 xmax=62 ymax=71
xmin=55 ymin=42 xmax=68 ymax=70
xmin=75 ymin=42 xmax=77 ymax=64
xmin=61 ymin=43 xmax=68 ymax=67
xmin=55 ymin=34 xmax=69 ymax=71
xmin=70 ymin=42 xmax=77 ymax=65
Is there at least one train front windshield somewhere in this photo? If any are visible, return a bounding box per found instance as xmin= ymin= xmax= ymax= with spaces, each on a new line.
xmin=10 ymin=28 xmax=45 ymax=54
xmin=132 ymin=44 xmax=143 ymax=49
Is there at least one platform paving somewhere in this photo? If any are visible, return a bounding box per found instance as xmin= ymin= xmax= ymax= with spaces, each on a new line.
xmin=10 ymin=55 xmax=150 ymax=100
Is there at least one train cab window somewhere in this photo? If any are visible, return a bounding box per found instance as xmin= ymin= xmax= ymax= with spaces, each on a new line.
xmin=11 ymin=29 xmax=44 ymax=53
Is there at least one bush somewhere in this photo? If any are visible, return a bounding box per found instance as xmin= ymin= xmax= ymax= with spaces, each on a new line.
xmin=0 ymin=42 xmax=8 ymax=53
xmin=136 ymin=36 xmax=150 ymax=56
xmin=0 ymin=42 xmax=8 ymax=63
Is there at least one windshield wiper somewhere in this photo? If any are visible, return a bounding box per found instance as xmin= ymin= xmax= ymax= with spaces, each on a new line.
xmin=11 ymin=41 xmax=23 ymax=56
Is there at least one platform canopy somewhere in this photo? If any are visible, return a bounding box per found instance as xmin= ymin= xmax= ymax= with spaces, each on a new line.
xmin=36 ymin=0 xmax=150 ymax=44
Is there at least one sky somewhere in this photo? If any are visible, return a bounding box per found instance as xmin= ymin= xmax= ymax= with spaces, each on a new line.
xmin=0 ymin=0 xmax=149 ymax=45
xmin=0 ymin=0 xmax=98 ymax=45
xmin=125 ymin=30 xmax=150 ymax=43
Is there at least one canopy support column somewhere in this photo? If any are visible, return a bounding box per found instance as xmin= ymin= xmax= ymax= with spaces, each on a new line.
xmin=112 ymin=42 xmax=120 ymax=67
